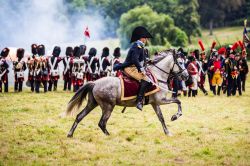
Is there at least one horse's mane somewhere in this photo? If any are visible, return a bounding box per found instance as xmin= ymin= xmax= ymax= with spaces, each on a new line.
xmin=152 ymin=49 xmax=175 ymax=64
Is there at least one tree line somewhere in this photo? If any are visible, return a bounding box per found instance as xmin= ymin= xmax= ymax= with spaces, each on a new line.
xmin=66 ymin=0 xmax=249 ymax=48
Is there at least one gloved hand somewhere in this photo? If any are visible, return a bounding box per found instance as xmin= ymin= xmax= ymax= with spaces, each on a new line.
xmin=140 ymin=67 xmax=146 ymax=74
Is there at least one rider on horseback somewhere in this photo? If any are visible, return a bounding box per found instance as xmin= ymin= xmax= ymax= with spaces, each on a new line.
xmin=122 ymin=26 xmax=153 ymax=111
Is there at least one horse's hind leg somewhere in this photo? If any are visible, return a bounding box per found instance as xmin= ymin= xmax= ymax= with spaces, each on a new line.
xmin=151 ymin=103 xmax=172 ymax=136
xmin=98 ymin=104 xmax=114 ymax=135
xmin=67 ymin=94 xmax=97 ymax=137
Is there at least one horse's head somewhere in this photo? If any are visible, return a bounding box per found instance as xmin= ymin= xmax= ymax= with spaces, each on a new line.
xmin=170 ymin=51 xmax=190 ymax=81
xmin=151 ymin=49 xmax=191 ymax=83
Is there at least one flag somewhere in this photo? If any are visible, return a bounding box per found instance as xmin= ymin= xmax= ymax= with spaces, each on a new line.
xmin=84 ymin=26 xmax=90 ymax=38
xmin=243 ymin=20 xmax=250 ymax=48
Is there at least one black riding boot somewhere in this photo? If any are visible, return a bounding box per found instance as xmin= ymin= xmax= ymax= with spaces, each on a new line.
xmin=136 ymin=80 xmax=150 ymax=111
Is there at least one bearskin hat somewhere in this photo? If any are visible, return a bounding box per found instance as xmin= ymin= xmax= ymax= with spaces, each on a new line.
xmin=37 ymin=45 xmax=45 ymax=56
xmin=31 ymin=44 xmax=38 ymax=55
xmin=79 ymin=45 xmax=87 ymax=55
xmin=88 ymin=48 xmax=97 ymax=56
xmin=17 ymin=48 xmax=25 ymax=59
xmin=73 ymin=46 xmax=81 ymax=57
xmin=177 ymin=47 xmax=187 ymax=57
xmin=193 ymin=49 xmax=200 ymax=59
xmin=0 ymin=47 xmax=10 ymax=58
xmin=113 ymin=47 xmax=121 ymax=58
xmin=101 ymin=47 xmax=109 ymax=57
xmin=188 ymin=55 xmax=195 ymax=61
xmin=52 ymin=46 xmax=61 ymax=57
xmin=226 ymin=47 xmax=231 ymax=56
xmin=130 ymin=26 xmax=153 ymax=43
xmin=177 ymin=47 xmax=184 ymax=53
xmin=66 ymin=47 xmax=73 ymax=56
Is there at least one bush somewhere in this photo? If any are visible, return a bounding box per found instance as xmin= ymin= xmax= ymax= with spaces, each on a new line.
xmin=118 ymin=5 xmax=188 ymax=49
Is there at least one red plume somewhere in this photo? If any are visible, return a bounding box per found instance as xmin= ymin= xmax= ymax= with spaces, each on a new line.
xmin=231 ymin=42 xmax=239 ymax=51
xmin=238 ymin=40 xmax=245 ymax=50
xmin=211 ymin=41 xmax=216 ymax=50
xmin=198 ymin=40 xmax=205 ymax=51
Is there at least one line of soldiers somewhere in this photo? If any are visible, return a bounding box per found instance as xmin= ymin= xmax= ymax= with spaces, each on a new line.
xmin=0 ymin=44 xmax=122 ymax=93
xmin=171 ymin=40 xmax=249 ymax=97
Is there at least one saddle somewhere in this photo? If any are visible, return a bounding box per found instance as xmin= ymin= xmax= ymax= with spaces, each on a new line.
xmin=119 ymin=70 xmax=160 ymax=101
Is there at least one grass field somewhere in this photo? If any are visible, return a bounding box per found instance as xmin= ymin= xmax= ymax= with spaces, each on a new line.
xmin=0 ymin=26 xmax=249 ymax=165
xmin=0 ymin=72 xmax=250 ymax=165
xmin=189 ymin=26 xmax=244 ymax=50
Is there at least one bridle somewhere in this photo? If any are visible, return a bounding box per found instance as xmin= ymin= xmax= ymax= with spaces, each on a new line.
xmin=150 ymin=50 xmax=188 ymax=84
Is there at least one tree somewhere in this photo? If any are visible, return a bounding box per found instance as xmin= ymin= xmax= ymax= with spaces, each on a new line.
xmin=118 ymin=5 xmax=188 ymax=49
xmin=198 ymin=0 xmax=245 ymax=35
xmin=173 ymin=0 xmax=201 ymax=44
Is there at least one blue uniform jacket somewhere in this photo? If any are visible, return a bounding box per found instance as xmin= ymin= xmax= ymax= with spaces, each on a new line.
xmin=114 ymin=41 xmax=145 ymax=72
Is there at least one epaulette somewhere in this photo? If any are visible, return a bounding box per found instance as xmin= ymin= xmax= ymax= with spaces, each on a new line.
xmin=136 ymin=43 xmax=142 ymax=49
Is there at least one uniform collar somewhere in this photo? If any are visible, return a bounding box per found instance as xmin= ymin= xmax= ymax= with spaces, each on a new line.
xmin=135 ymin=40 xmax=145 ymax=48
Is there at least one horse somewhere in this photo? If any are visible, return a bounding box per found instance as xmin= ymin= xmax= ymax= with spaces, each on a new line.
xmin=66 ymin=49 xmax=191 ymax=137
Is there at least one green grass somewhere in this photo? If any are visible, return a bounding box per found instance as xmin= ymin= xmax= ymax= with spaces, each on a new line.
xmin=189 ymin=26 xmax=243 ymax=50
xmin=1 ymin=73 xmax=250 ymax=166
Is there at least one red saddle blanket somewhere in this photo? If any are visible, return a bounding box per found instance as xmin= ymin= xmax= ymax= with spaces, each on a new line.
xmin=119 ymin=71 xmax=160 ymax=101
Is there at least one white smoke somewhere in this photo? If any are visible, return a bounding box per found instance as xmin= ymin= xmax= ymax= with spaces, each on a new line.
xmin=0 ymin=0 xmax=111 ymax=86
xmin=0 ymin=0 xmax=106 ymax=52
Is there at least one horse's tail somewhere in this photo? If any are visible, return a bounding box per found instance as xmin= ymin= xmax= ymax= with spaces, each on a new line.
xmin=65 ymin=82 xmax=95 ymax=116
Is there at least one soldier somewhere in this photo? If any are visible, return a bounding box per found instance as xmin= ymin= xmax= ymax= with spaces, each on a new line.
xmin=13 ymin=48 xmax=26 ymax=92
xmin=234 ymin=54 xmax=242 ymax=95
xmin=119 ymin=26 xmax=153 ymax=110
xmin=177 ymin=48 xmax=188 ymax=96
xmin=27 ymin=44 xmax=37 ymax=92
xmin=48 ymin=46 xmax=62 ymax=91
xmin=224 ymin=51 xmax=237 ymax=96
xmin=218 ymin=47 xmax=228 ymax=94
xmin=34 ymin=44 xmax=49 ymax=93
xmin=238 ymin=41 xmax=249 ymax=92
xmin=80 ymin=45 xmax=88 ymax=83
xmin=187 ymin=55 xmax=199 ymax=97
xmin=0 ymin=48 xmax=10 ymax=93
xmin=199 ymin=51 xmax=208 ymax=95
xmin=99 ymin=47 xmax=111 ymax=78
xmin=40 ymin=45 xmax=50 ymax=93
xmin=63 ymin=47 xmax=74 ymax=91
xmin=110 ymin=47 xmax=122 ymax=77
xmin=72 ymin=46 xmax=83 ymax=92
xmin=86 ymin=48 xmax=99 ymax=81
xmin=210 ymin=51 xmax=223 ymax=95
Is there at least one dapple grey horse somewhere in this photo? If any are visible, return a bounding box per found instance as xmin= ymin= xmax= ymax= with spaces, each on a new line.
xmin=66 ymin=49 xmax=191 ymax=137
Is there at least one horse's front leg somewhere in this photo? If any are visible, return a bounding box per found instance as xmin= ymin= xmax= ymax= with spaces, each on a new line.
xmin=158 ymin=96 xmax=183 ymax=121
xmin=151 ymin=103 xmax=172 ymax=136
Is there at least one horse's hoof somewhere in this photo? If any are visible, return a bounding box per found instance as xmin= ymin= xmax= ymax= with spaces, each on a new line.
xmin=67 ymin=133 xmax=73 ymax=138
xmin=167 ymin=132 xmax=173 ymax=137
xmin=171 ymin=115 xmax=178 ymax=121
